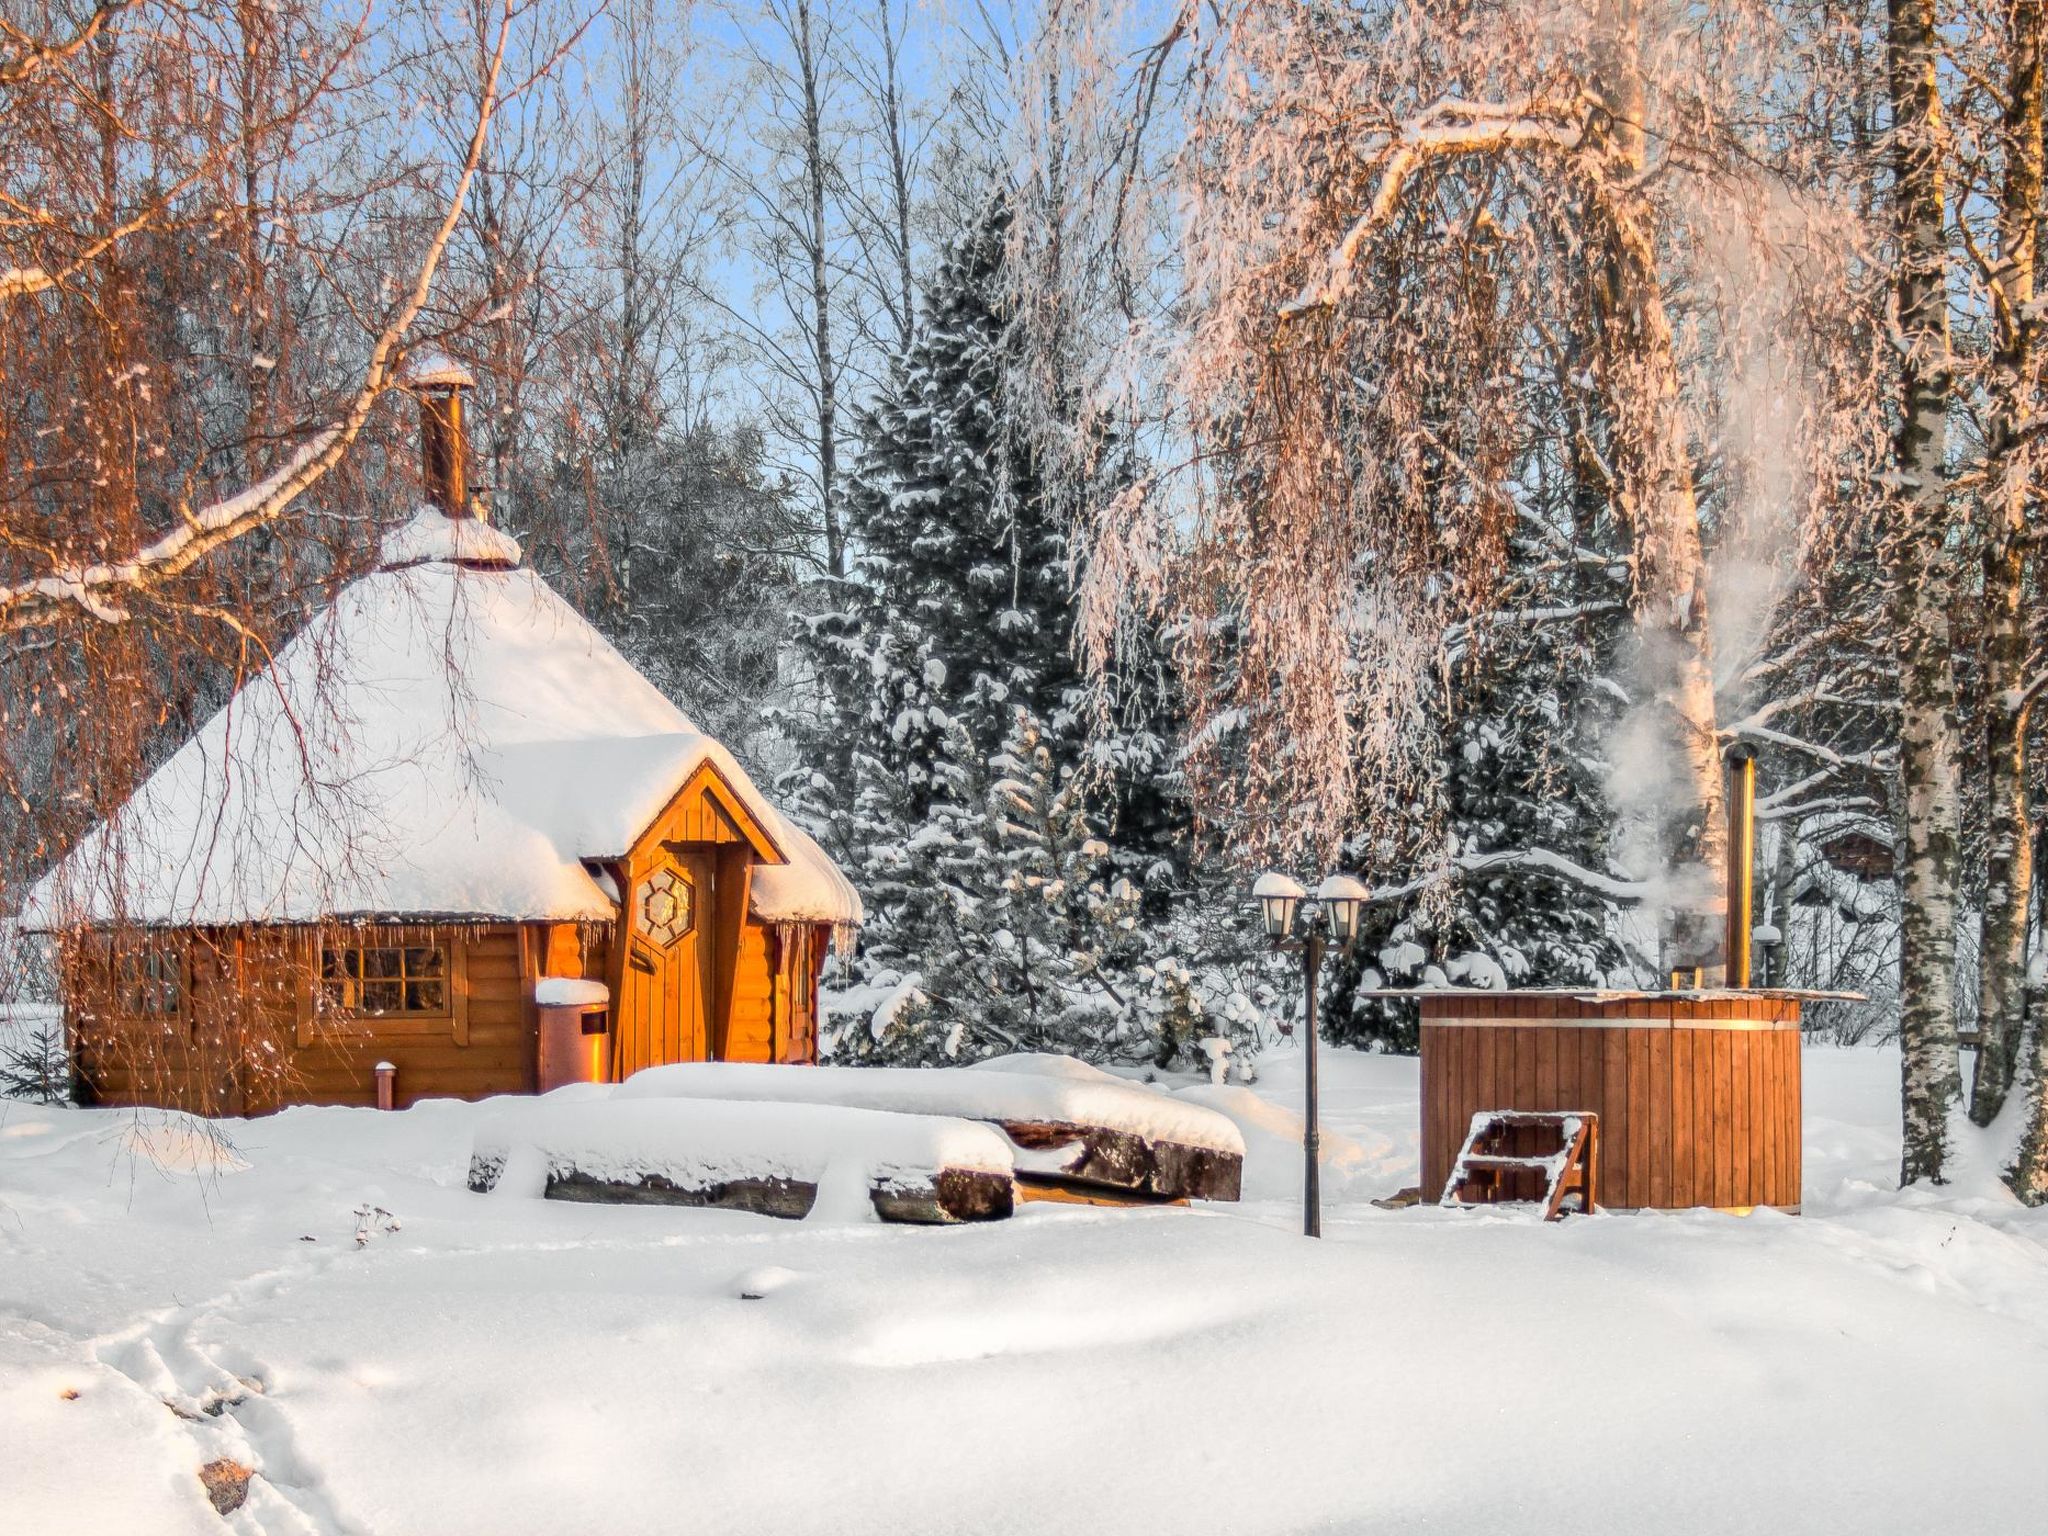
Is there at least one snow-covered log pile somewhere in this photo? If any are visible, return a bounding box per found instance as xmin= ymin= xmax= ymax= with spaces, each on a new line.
xmin=616 ymin=1055 xmax=1246 ymax=1202
xmin=467 ymin=1098 xmax=1015 ymax=1224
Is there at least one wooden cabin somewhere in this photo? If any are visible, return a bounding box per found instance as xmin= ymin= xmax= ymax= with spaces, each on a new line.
xmin=24 ymin=365 xmax=860 ymax=1114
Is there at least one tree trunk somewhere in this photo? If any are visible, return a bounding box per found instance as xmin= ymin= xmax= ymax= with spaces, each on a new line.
xmin=795 ymin=0 xmax=845 ymax=578
xmin=1971 ymin=0 xmax=2043 ymax=1127
xmin=1587 ymin=1 xmax=1727 ymax=937
xmin=2014 ymin=825 xmax=2048 ymax=1199
xmin=1886 ymin=0 xmax=1965 ymax=1183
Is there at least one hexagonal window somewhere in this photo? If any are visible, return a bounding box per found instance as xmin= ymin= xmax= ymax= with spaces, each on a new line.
xmin=637 ymin=865 xmax=695 ymax=946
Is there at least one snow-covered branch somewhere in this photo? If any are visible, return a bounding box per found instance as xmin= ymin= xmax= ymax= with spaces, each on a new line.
xmin=2016 ymin=659 xmax=2048 ymax=715
xmin=1728 ymin=724 xmax=1893 ymax=772
xmin=0 ymin=7 xmax=512 ymax=636
xmin=1368 ymin=846 xmax=1654 ymax=908
xmin=1721 ymin=687 xmax=1880 ymax=735
xmin=1284 ymin=95 xmax=1590 ymax=314
xmin=1757 ymin=795 xmax=1880 ymax=822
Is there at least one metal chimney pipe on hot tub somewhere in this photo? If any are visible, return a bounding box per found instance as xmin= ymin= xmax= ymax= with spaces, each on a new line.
xmin=1724 ymin=743 xmax=1758 ymax=990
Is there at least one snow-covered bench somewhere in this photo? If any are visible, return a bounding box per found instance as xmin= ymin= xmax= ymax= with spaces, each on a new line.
xmin=467 ymin=1097 xmax=1015 ymax=1224
xmin=616 ymin=1055 xmax=1246 ymax=1203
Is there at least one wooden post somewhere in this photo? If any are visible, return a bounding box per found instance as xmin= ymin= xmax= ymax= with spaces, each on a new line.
xmin=374 ymin=1060 xmax=396 ymax=1111
xmin=1302 ymin=928 xmax=1324 ymax=1239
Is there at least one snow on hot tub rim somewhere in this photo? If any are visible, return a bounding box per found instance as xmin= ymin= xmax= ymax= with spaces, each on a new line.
xmin=614 ymin=1059 xmax=1247 ymax=1157
xmin=1351 ymin=985 xmax=1867 ymax=1003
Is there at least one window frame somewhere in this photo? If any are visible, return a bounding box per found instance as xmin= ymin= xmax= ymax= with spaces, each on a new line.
xmin=103 ymin=937 xmax=188 ymax=1028
xmin=319 ymin=940 xmax=453 ymax=1021
xmin=300 ymin=928 xmax=468 ymax=1045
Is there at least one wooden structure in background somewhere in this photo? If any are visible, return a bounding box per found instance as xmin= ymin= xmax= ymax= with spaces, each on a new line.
xmin=1413 ymin=989 xmax=1816 ymax=1212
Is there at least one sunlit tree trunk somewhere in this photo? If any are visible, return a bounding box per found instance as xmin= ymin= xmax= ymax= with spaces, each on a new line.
xmin=2015 ymin=825 xmax=2048 ymax=1199
xmin=1971 ymin=0 xmax=2043 ymax=1130
xmin=1886 ymin=0 xmax=1964 ymax=1184
xmin=1587 ymin=0 xmax=1727 ymax=929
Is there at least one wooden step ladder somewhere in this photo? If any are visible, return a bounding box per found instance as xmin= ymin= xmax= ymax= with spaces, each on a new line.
xmin=1440 ymin=1111 xmax=1599 ymax=1220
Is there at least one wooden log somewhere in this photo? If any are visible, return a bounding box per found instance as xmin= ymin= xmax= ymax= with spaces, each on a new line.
xmin=869 ymin=1167 xmax=1014 ymax=1224
xmin=998 ymin=1119 xmax=1242 ymax=1202
xmin=543 ymin=1168 xmax=818 ymax=1219
xmin=1017 ymin=1180 xmax=1189 ymax=1209
xmin=468 ymin=1153 xmax=1012 ymax=1224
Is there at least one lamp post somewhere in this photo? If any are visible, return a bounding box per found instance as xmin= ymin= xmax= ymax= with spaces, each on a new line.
xmin=1254 ymin=871 xmax=1369 ymax=1238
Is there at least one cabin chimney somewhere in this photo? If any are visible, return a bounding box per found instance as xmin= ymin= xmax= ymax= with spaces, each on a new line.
xmin=408 ymin=352 xmax=476 ymax=517
xmin=1724 ymin=743 xmax=1758 ymax=989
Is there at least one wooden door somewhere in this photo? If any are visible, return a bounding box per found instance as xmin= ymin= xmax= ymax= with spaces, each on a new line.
xmin=616 ymin=848 xmax=715 ymax=1076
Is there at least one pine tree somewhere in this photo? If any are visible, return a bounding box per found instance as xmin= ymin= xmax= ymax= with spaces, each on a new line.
xmin=787 ymin=190 xmax=1205 ymax=1064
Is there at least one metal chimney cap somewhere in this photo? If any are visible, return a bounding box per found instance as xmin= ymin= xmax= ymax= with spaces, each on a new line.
xmin=403 ymin=349 xmax=475 ymax=392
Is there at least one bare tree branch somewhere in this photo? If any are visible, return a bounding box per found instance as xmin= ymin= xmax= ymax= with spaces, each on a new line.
xmin=0 ymin=3 xmax=516 ymax=636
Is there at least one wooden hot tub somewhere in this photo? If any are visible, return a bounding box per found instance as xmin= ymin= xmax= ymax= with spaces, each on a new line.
xmin=1412 ymin=989 xmax=1816 ymax=1212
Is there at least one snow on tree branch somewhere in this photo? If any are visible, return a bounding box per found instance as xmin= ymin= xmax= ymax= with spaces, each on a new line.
xmin=1283 ymin=96 xmax=1591 ymax=316
xmin=1364 ymin=846 xmax=1655 ymax=909
xmin=0 ymin=4 xmax=514 ymax=637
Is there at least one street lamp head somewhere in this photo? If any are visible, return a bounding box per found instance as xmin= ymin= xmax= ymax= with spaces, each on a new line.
xmin=1315 ymin=873 xmax=1371 ymax=948
xmin=1252 ymin=872 xmax=1307 ymax=941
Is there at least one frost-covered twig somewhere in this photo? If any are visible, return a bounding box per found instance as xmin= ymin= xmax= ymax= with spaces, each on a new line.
xmin=0 ymin=0 xmax=139 ymax=87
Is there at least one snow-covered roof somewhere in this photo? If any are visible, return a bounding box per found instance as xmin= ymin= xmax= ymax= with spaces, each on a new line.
xmin=379 ymin=505 xmax=520 ymax=569
xmin=26 ymin=508 xmax=861 ymax=932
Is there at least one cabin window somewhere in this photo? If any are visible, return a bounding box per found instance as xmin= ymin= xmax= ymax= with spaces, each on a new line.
xmin=321 ymin=943 xmax=448 ymax=1017
xmin=637 ymin=865 xmax=695 ymax=947
xmin=115 ymin=945 xmax=183 ymax=1017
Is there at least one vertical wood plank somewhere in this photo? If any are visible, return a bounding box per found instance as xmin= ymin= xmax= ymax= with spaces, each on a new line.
xmin=1647 ymin=1019 xmax=1672 ymax=1208
xmin=1600 ymin=1024 xmax=1629 ymax=1207
xmin=1421 ymin=1025 xmax=1441 ymax=1194
xmin=1514 ymin=1023 xmax=1539 ymax=1115
xmin=1626 ymin=1029 xmax=1651 ymax=1209
xmin=1758 ymin=1023 xmax=1776 ymax=1208
xmin=1788 ymin=1022 xmax=1804 ymax=1207
xmin=1756 ymin=1023 xmax=1774 ymax=1207
xmin=1712 ymin=1031 xmax=1734 ymax=1207
xmin=1766 ymin=1023 xmax=1786 ymax=1208
xmin=1730 ymin=1030 xmax=1753 ymax=1206
xmin=1671 ymin=1028 xmax=1697 ymax=1207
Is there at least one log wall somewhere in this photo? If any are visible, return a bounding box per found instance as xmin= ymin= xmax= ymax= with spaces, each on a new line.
xmin=1420 ymin=994 xmax=1803 ymax=1211
xmin=65 ymin=906 xmax=831 ymax=1116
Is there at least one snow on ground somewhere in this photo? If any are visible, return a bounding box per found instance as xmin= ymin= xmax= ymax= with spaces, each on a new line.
xmin=4 ymin=1046 xmax=2046 ymax=1535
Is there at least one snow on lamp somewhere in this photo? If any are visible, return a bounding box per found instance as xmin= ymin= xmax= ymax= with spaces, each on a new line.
xmin=1253 ymin=871 xmax=1306 ymax=941
xmin=1315 ymin=873 xmax=1370 ymax=948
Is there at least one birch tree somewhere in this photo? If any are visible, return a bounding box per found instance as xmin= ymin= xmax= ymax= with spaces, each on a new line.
xmin=0 ymin=1 xmax=525 ymax=634
xmin=0 ymin=0 xmax=554 ymax=1046
xmin=1958 ymin=0 xmax=2045 ymax=1132
xmin=1020 ymin=3 xmax=1874 ymax=937
xmin=1881 ymin=0 xmax=1967 ymax=1182
xmin=704 ymin=0 xmax=861 ymax=578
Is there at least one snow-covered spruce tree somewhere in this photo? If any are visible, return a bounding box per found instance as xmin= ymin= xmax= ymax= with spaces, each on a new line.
xmin=791 ymin=192 xmax=1206 ymax=1065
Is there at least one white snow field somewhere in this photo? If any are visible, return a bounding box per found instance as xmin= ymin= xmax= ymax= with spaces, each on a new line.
xmin=5 ymin=1046 xmax=2046 ymax=1535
